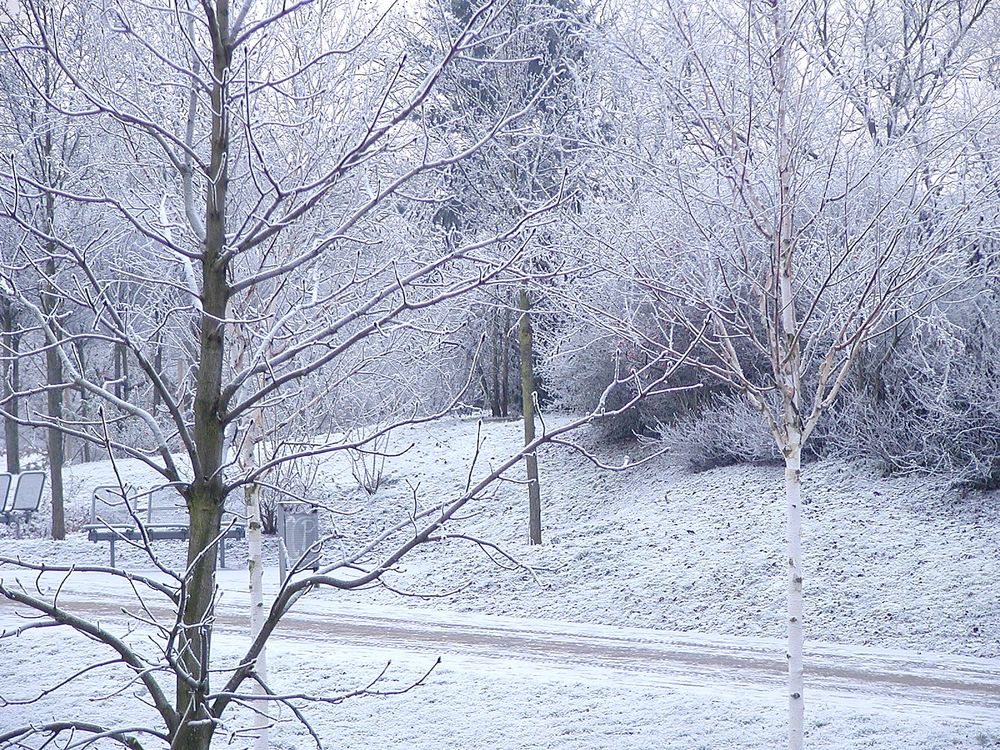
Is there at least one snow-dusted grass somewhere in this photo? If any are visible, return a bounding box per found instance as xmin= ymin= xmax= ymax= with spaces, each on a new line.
xmin=301 ymin=417 xmax=997 ymax=658
xmin=8 ymin=610 xmax=996 ymax=750
xmin=1 ymin=415 xmax=998 ymax=747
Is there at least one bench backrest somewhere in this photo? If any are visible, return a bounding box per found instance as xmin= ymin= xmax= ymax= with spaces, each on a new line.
xmin=10 ymin=471 xmax=45 ymax=512
xmin=90 ymin=483 xmax=243 ymax=531
xmin=0 ymin=473 xmax=12 ymax=513
xmin=142 ymin=486 xmax=188 ymax=526
xmin=91 ymin=484 xmax=141 ymax=525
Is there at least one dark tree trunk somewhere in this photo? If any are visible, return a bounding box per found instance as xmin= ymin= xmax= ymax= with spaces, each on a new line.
xmin=517 ymin=288 xmax=541 ymax=545
xmin=74 ymin=340 xmax=91 ymax=463
xmin=489 ymin=312 xmax=502 ymax=417
xmin=1 ymin=301 xmax=20 ymax=474
xmin=501 ymin=305 xmax=511 ymax=417
xmin=171 ymin=4 xmax=232 ymax=745
xmin=43 ymin=255 xmax=65 ymax=540
xmin=44 ymin=367 xmax=65 ymax=540
xmin=173 ymin=483 xmax=223 ymax=749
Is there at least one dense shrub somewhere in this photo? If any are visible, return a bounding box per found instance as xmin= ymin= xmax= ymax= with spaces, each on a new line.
xmin=539 ymin=319 xmax=723 ymax=442
xmin=825 ymin=289 xmax=1000 ymax=489
xmin=655 ymin=392 xmax=782 ymax=470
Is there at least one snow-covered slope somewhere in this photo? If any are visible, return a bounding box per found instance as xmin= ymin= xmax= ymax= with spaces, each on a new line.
xmin=3 ymin=415 xmax=996 ymax=658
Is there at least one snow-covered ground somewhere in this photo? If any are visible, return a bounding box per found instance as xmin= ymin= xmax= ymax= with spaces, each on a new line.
xmin=1 ymin=415 xmax=998 ymax=747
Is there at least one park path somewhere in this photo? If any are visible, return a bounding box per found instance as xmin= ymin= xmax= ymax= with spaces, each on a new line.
xmin=8 ymin=576 xmax=997 ymax=723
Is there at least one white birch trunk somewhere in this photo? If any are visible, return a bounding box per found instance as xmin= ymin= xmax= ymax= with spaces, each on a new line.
xmin=785 ymin=440 xmax=804 ymax=750
xmin=239 ymin=412 xmax=269 ymax=749
xmin=770 ymin=2 xmax=805 ymax=745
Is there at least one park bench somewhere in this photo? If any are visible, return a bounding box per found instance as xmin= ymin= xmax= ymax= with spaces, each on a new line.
xmin=0 ymin=471 xmax=47 ymax=538
xmin=84 ymin=484 xmax=245 ymax=568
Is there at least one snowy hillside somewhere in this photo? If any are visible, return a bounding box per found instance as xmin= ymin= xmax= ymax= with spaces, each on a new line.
xmin=4 ymin=416 xmax=997 ymax=658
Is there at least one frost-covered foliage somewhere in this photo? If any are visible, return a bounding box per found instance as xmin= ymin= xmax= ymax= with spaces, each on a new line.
xmin=827 ymin=288 xmax=1000 ymax=489
xmin=538 ymin=299 xmax=721 ymax=441
xmin=656 ymin=393 xmax=782 ymax=470
xmin=541 ymin=324 xmax=647 ymax=440
xmin=545 ymin=279 xmax=1000 ymax=485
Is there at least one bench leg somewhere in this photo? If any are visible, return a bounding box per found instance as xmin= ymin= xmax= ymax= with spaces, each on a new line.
xmin=110 ymin=538 xmax=116 ymax=568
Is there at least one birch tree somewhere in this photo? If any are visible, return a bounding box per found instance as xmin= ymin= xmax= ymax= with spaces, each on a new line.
xmin=566 ymin=1 xmax=1000 ymax=747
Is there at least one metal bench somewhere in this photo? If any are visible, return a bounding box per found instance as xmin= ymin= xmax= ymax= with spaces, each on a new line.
xmin=0 ymin=471 xmax=47 ymax=538
xmin=84 ymin=484 xmax=245 ymax=568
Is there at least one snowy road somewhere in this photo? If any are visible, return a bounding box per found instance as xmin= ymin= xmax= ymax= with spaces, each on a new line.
xmin=7 ymin=574 xmax=998 ymax=726
xmin=268 ymin=604 xmax=1000 ymax=722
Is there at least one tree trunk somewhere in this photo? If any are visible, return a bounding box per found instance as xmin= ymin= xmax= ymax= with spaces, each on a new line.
xmin=113 ymin=341 xmax=123 ymax=401
xmin=1 ymin=303 xmax=20 ymax=475
xmin=171 ymin=2 xmax=232 ymax=742
xmin=121 ymin=340 xmax=131 ymax=405
xmin=174 ymin=268 xmax=228 ymax=745
xmin=74 ymin=340 xmax=91 ymax=463
xmin=153 ymin=321 xmax=164 ymax=411
xmin=45 ymin=356 xmax=65 ymax=539
xmin=771 ymin=3 xmax=804 ymax=746
xmin=517 ymin=288 xmax=541 ymax=545
xmin=173 ymin=484 xmax=223 ymax=750
xmin=489 ymin=312 xmax=502 ymax=417
xmin=501 ymin=305 xmax=511 ymax=418
xmin=239 ymin=409 xmax=269 ymax=750
xmin=114 ymin=341 xmax=132 ymax=403
xmin=785 ymin=441 xmax=804 ymax=750
xmin=43 ymin=255 xmax=65 ymax=540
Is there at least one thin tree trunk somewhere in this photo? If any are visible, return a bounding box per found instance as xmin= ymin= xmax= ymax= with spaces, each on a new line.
xmin=478 ymin=365 xmax=492 ymax=417
xmin=43 ymin=255 xmax=65 ymax=540
xmin=1 ymin=304 xmax=20 ymax=475
xmin=177 ymin=353 xmax=189 ymax=412
xmin=517 ymin=289 xmax=541 ymax=545
xmin=489 ymin=312 xmax=502 ymax=417
xmin=239 ymin=408 xmax=269 ymax=750
xmin=501 ymin=305 xmax=511 ymax=418
xmin=785 ymin=443 xmax=804 ymax=749
xmin=153 ymin=322 xmax=163 ymax=411
xmin=113 ymin=341 xmax=123 ymax=401
xmin=771 ymin=2 xmax=804 ymax=746
xmin=45 ymin=349 xmax=65 ymax=538
xmin=74 ymin=340 xmax=91 ymax=463
xmin=121 ymin=340 xmax=131 ymax=404
xmin=114 ymin=341 xmax=132 ymax=403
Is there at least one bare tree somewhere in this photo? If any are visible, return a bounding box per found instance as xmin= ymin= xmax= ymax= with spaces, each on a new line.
xmin=0 ymin=0 xmax=592 ymax=746
xmin=428 ymin=0 xmax=591 ymax=544
xmin=0 ymin=5 xmax=83 ymax=536
xmin=560 ymin=1 xmax=1000 ymax=747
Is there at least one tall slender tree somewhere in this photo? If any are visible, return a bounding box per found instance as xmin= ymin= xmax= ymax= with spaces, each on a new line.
xmin=0 ymin=4 xmax=82 ymax=537
xmin=430 ymin=0 xmax=590 ymax=543
xmin=564 ymin=1 xmax=1000 ymax=746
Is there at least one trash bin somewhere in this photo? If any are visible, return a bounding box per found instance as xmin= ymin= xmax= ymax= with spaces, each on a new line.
xmin=277 ymin=501 xmax=321 ymax=580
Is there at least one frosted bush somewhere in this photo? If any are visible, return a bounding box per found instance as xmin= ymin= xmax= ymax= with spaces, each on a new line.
xmin=826 ymin=291 xmax=1000 ymax=489
xmin=656 ymin=393 xmax=781 ymax=471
